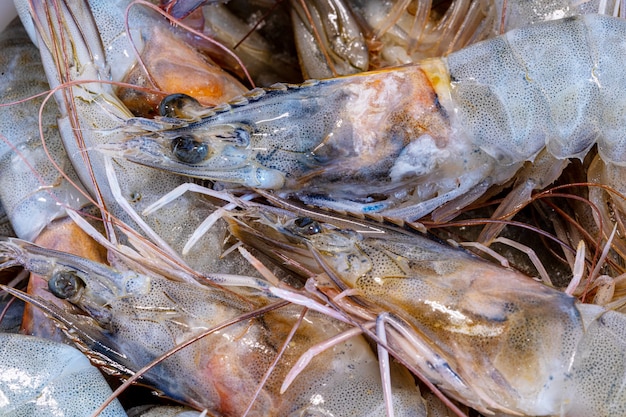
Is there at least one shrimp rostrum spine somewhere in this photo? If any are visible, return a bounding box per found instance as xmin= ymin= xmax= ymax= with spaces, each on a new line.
xmin=106 ymin=14 xmax=626 ymax=222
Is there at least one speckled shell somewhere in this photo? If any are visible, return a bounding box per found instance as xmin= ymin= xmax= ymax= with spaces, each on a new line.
xmin=446 ymin=14 xmax=626 ymax=166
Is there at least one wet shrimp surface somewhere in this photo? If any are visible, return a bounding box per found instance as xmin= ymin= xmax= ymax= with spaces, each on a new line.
xmin=4 ymin=1 xmax=626 ymax=417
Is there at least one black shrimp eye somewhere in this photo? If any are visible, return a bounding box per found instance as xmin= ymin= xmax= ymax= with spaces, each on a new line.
xmin=293 ymin=217 xmax=322 ymax=235
xmin=171 ymin=135 xmax=210 ymax=164
xmin=48 ymin=271 xmax=85 ymax=300
xmin=158 ymin=93 xmax=202 ymax=118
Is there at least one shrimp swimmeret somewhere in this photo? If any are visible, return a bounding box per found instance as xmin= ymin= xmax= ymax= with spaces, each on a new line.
xmin=103 ymin=14 xmax=626 ymax=228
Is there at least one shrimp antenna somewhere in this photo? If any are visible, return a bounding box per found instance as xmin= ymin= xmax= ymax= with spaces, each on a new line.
xmin=526 ymin=183 xmax=626 ymax=277
xmin=30 ymin=0 xmax=115 ymax=238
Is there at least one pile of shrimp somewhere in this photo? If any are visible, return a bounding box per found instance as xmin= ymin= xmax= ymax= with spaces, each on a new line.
xmin=2 ymin=0 xmax=626 ymax=416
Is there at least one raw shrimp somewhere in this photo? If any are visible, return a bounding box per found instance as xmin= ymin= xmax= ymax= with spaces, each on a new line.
xmin=0 ymin=17 xmax=89 ymax=242
xmin=0 ymin=16 xmax=114 ymax=340
xmin=103 ymin=14 xmax=626 ymax=230
xmin=15 ymin=0 xmax=263 ymax=277
xmin=117 ymin=22 xmax=247 ymax=117
xmin=227 ymin=206 xmax=626 ymax=417
xmin=0 ymin=333 xmax=126 ymax=416
xmin=0 ymin=237 xmax=427 ymax=416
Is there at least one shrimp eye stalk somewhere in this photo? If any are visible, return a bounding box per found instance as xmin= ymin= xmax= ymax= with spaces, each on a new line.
xmin=293 ymin=217 xmax=322 ymax=235
xmin=159 ymin=93 xmax=203 ymax=118
xmin=48 ymin=270 xmax=85 ymax=300
xmin=171 ymin=135 xmax=210 ymax=164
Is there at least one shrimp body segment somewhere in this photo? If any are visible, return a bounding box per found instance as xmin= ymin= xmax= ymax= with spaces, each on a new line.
xmin=228 ymin=211 xmax=626 ymax=417
xmin=0 ymin=333 xmax=126 ymax=417
xmin=0 ymin=238 xmax=427 ymax=416
xmin=0 ymin=18 xmax=89 ymax=242
xmin=107 ymin=14 xmax=626 ymax=222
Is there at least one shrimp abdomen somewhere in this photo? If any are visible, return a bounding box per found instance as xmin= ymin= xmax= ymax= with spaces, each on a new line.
xmin=446 ymin=14 xmax=626 ymax=166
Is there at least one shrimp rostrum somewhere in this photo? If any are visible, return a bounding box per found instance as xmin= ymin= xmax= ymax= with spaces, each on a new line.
xmin=103 ymin=14 xmax=626 ymax=224
xmin=227 ymin=206 xmax=626 ymax=417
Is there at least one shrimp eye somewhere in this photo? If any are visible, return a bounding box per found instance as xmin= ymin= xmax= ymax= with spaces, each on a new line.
xmin=293 ymin=217 xmax=322 ymax=235
xmin=171 ymin=135 xmax=210 ymax=164
xmin=48 ymin=271 xmax=85 ymax=300
xmin=159 ymin=93 xmax=202 ymax=118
